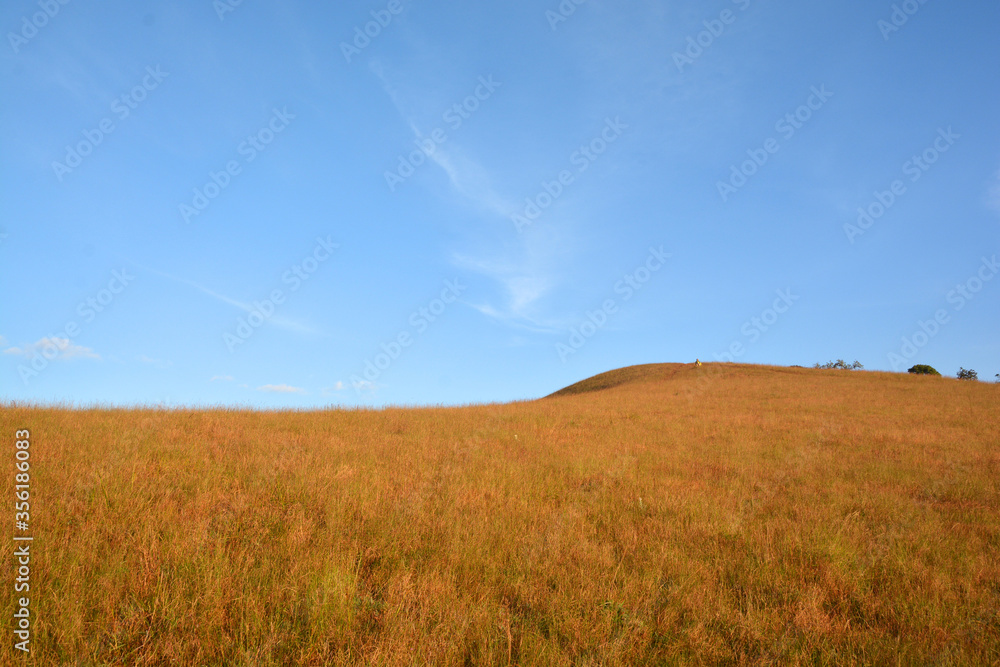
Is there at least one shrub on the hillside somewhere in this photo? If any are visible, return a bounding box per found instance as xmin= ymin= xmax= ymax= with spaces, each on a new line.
xmin=907 ymin=365 xmax=941 ymax=376
xmin=957 ymin=368 xmax=978 ymax=381
xmin=814 ymin=359 xmax=864 ymax=370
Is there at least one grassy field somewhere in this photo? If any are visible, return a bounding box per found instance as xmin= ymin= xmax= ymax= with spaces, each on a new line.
xmin=2 ymin=363 xmax=999 ymax=665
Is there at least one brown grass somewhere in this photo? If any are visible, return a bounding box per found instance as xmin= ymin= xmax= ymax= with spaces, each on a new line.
xmin=2 ymin=363 xmax=999 ymax=665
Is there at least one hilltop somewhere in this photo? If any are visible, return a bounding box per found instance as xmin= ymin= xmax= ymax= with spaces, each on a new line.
xmin=545 ymin=361 xmax=807 ymax=397
xmin=544 ymin=360 xmax=935 ymax=399
xmin=546 ymin=362 xmax=689 ymax=397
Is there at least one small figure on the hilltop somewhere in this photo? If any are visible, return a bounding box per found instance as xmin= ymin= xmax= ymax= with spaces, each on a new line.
xmin=695 ymin=359 xmax=702 ymax=367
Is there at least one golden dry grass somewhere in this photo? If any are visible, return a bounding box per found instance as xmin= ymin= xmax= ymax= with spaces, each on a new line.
xmin=2 ymin=363 xmax=999 ymax=665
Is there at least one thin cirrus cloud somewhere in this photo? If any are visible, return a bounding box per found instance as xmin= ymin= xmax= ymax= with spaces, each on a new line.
xmin=320 ymin=381 xmax=346 ymax=395
xmin=256 ymin=384 xmax=306 ymax=394
xmin=129 ymin=261 xmax=318 ymax=335
xmin=136 ymin=355 xmax=172 ymax=369
xmin=370 ymin=60 xmax=572 ymax=330
xmin=451 ymin=252 xmax=564 ymax=333
xmin=3 ymin=337 xmax=100 ymax=361
xmin=370 ymin=58 xmax=515 ymax=220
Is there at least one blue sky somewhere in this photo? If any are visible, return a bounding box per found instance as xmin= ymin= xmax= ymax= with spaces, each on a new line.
xmin=1 ymin=0 xmax=998 ymax=408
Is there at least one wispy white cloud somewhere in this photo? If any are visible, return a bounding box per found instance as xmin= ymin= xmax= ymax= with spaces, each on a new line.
xmin=369 ymin=59 xmax=407 ymax=117
xmin=452 ymin=252 xmax=559 ymax=326
xmin=370 ymin=60 xmax=515 ymax=220
xmin=210 ymin=374 xmax=235 ymax=382
xmin=130 ymin=262 xmax=318 ymax=335
xmin=371 ymin=64 xmax=571 ymax=329
xmin=320 ymin=380 xmax=345 ymax=395
xmin=257 ymin=384 xmax=305 ymax=394
xmin=426 ymin=146 xmax=515 ymax=219
xmin=3 ymin=337 xmax=100 ymax=360
xmin=137 ymin=355 xmax=171 ymax=369
xmin=351 ymin=378 xmax=376 ymax=392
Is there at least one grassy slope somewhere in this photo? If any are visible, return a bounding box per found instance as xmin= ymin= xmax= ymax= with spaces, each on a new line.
xmin=2 ymin=363 xmax=999 ymax=665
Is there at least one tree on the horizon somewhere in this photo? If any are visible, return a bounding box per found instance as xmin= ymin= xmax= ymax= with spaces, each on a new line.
xmin=815 ymin=359 xmax=863 ymax=370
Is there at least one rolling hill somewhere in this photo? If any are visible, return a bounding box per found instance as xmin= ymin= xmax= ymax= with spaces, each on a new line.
xmin=2 ymin=363 xmax=997 ymax=665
